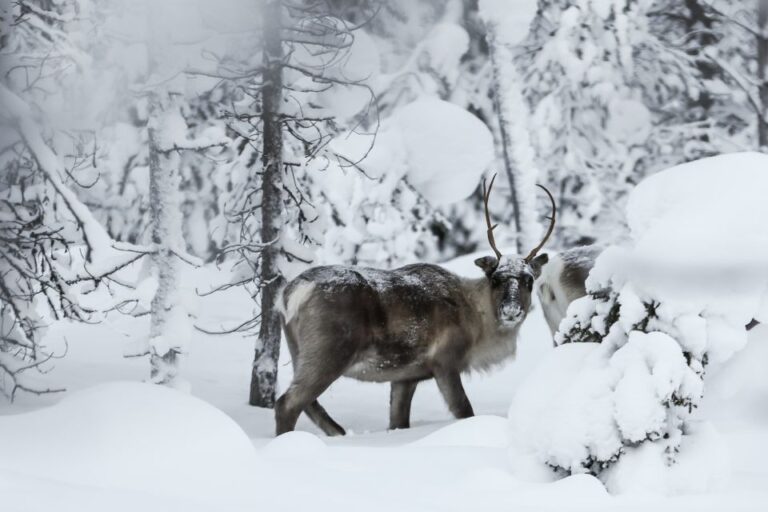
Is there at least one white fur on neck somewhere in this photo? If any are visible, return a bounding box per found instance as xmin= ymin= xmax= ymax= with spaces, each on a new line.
xmin=461 ymin=277 xmax=521 ymax=372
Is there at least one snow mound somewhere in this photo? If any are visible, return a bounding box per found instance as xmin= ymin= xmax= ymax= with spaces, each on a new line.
xmin=509 ymin=343 xmax=620 ymax=473
xmin=411 ymin=416 xmax=508 ymax=448
xmin=602 ymin=421 xmax=729 ymax=495
xmin=619 ymin=152 xmax=768 ymax=323
xmin=0 ymin=382 xmax=257 ymax=494
xmin=548 ymin=473 xmax=610 ymax=500
xmin=704 ymin=325 xmax=768 ymax=412
xmin=264 ymin=430 xmax=327 ymax=457
xmin=627 ymin=152 xmax=768 ymax=265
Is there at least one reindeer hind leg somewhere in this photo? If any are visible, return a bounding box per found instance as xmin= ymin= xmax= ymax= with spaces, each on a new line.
xmin=276 ymin=325 xmax=352 ymax=436
xmin=305 ymin=400 xmax=345 ymax=436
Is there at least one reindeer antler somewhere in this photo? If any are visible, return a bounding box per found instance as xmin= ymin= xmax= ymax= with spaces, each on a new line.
xmin=524 ymin=184 xmax=557 ymax=263
xmin=482 ymin=174 xmax=503 ymax=262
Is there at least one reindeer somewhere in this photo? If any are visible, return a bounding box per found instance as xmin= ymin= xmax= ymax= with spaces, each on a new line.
xmin=536 ymin=245 xmax=762 ymax=336
xmin=274 ymin=176 xmax=556 ymax=436
xmin=536 ymin=245 xmax=602 ymax=336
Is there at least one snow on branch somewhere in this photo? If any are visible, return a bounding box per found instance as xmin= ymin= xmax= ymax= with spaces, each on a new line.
xmin=0 ymin=84 xmax=156 ymax=281
xmin=705 ymin=51 xmax=766 ymax=121
xmin=701 ymin=1 xmax=762 ymax=38
xmin=156 ymin=138 xmax=229 ymax=155
xmin=0 ymin=349 xmax=66 ymax=401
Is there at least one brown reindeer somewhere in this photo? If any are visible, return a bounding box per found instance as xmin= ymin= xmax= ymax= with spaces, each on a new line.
xmin=275 ymin=176 xmax=556 ymax=436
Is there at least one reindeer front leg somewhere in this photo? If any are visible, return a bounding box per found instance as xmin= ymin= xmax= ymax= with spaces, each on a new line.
xmin=389 ymin=379 xmax=419 ymax=430
xmin=433 ymin=368 xmax=474 ymax=419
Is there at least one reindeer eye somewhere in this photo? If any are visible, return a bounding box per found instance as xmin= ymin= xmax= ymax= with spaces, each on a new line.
xmin=521 ymin=275 xmax=533 ymax=291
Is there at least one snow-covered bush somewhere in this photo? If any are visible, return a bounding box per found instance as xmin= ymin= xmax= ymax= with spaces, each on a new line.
xmin=510 ymin=152 xmax=768 ymax=490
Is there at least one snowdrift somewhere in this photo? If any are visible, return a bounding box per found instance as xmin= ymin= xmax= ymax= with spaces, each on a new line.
xmin=0 ymin=382 xmax=257 ymax=496
xmin=411 ymin=416 xmax=508 ymax=448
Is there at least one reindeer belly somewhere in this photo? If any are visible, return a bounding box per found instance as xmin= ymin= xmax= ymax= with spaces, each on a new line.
xmin=343 ymin=338 xmax=429 ymax=382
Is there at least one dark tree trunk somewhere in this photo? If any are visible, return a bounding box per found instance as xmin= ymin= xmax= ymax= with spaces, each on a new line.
xmin=684 ymin=0 xmax=717 ymax=111
xmin=758 ymin=0 xmax=768 ymax=148
xmin=249 ymin=0 xmax=284 ymax=408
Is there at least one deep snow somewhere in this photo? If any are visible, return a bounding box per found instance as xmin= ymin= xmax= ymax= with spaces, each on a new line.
xmin=1 ymin=250 xmax=767 ymax=511
xmin=519 ymin=153 xmax=768 ymax=492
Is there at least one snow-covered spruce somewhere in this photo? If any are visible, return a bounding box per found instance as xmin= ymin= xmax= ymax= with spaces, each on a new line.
xmin=510 ymin=152 xmax=768 ymax=489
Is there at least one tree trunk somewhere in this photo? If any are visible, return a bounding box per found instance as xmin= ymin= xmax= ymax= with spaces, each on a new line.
xmin=147 ymin=93 xmax=185 ymax=385
xmin=486 ymin=30 xmax=523 ymax=254
xmin=484 ymin=25 xmax=540 ymax=254
xmin=758 ymin=0 xmax=768 ymax=148
xmin=249 ymin=0 xmax=284 ymax=408
xmin=684 ymin=0 xmax=717 ymax=113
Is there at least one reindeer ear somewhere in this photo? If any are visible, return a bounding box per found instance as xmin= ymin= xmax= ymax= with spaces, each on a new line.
xmin=529 ymin=253 xmax=549 ymax=279
xmin=474 ymin=256 xmax=498 ymax=277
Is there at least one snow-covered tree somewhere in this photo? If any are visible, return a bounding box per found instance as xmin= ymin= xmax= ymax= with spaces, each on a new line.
xmin=47 ymin=0 xmax=231 ymax=385
xmin=693 ymin=1 xmax=766 ymax=150
xmin=477 ymin=0 xmax=540 ymax=254
xmin=520 ymin=0 xmax=701 ymax=245
xmin=0 ymin=87 xmax=149 ymax=399
xmin=510 ymin=153 xmax=768 ymax=489
xmin=203 ymin=0 xmax=385 ymax=407
xmin=139 ymin=2 xmax=226 ymax=387
xmin=0 ymin=0 xmax=137 ymax=398
xmin=59 ymin=0 xmax=236 ymax=263
xmin=1 ymin=0 xmax=229 ymax=391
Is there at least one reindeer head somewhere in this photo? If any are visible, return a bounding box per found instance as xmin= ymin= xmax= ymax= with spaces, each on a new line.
xmin=474 ymin=175 xmax=555 ymax=326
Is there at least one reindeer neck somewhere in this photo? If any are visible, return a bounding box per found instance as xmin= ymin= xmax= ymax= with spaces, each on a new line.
xmin=460 ymin=277 xmax=498 ymax=340
xmin=460 ymin=276 xmax=520 ymax=371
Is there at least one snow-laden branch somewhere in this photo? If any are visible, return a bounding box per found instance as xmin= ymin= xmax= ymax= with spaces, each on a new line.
xmin=157 ymin=139 xmax=229 ymax=155
xmin=705 ymin=50 xmax=766 ymax=121
xmin=0 ymin=350 xmax=66 ymax=401
xmin=701 ymin=1 xmax=763 ymax=38
xmin=0 ymin=84 xmax=155 ymax=279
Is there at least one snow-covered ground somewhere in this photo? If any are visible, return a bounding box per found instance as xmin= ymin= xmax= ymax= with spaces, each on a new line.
xmin=1 ymin=252 xmax=767 ymax=511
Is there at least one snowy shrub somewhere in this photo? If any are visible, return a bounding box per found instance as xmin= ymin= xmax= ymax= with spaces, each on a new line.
xmin=510 ymin=152 xmax=768 ymax=489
